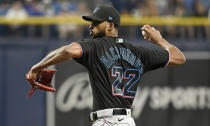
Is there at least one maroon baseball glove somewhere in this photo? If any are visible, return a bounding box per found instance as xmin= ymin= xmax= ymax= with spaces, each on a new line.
xmin=26 ymin=68 xmax=56 ymax=97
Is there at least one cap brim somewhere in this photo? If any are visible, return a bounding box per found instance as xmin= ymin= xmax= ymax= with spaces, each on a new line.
xmin=82 ymin=15 xmax=104 ymax=22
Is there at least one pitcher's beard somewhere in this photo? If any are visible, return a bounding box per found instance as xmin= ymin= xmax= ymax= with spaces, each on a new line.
xmin=92 ymin=30 xmax=106 ymax=39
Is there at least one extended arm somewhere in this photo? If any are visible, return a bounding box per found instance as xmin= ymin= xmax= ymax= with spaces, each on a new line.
xmin=141 ymin=25 xmax=186 ymax=65
xmin=27 ymin=42 xmax=82 ymax=80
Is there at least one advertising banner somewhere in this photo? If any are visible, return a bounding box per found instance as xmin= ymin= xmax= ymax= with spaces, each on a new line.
xmin=47 ymin=52 xmax=210 ymax=126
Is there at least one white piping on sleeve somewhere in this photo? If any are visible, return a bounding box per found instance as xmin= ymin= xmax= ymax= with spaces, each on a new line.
xmin=78 ymin=43 xmax=83 ymax=57
xmin=70 ymin=42 xmax=83 ymax=57
xmin=164 ymin=47 xmax=170 ymax=67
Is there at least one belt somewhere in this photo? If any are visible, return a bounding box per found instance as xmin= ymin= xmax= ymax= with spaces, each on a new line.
xmin=89 ymin=108 xmax=131 ymax=122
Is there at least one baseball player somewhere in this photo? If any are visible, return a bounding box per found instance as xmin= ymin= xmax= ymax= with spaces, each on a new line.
xmin=27 ymin=5 xmax=186 ymax=126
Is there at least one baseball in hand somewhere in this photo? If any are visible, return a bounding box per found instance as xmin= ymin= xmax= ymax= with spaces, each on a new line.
xmin=142 ymin=30 xmax=148 ymax=37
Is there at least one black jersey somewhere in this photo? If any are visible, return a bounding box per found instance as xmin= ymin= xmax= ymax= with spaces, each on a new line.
xmin=74 ymin=36 xmax=169 ymax=111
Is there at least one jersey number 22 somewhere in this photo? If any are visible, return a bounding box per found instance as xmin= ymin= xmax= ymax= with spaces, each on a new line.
xmin=111 ymin=66 xmax=142 ymax=98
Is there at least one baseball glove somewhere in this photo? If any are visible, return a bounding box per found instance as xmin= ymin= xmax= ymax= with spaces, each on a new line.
xmin=26 ymin=68 xmax=56 ymax=97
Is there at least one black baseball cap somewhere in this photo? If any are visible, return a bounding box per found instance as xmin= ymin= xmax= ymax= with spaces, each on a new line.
xmin=82 ymin=5 xmax=120 ymax=27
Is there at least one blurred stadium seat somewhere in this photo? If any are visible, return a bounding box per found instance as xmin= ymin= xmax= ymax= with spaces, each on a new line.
xmin=0 ymin=0 xmax=209 ymax=42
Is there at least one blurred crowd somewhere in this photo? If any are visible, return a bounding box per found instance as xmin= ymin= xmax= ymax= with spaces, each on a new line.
xmin=0 ymin=0 xmax=209 ymax=40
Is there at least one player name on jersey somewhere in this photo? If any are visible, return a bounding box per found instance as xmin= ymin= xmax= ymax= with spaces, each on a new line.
xmin=100 ymin=47 xmax=142 ymax=69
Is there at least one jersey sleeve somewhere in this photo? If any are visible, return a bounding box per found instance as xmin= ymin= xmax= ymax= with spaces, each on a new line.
xmin=134 ymin=46 xmax=169 ymax=73
xmin=73 ymin=38 xmax=97 ymax=68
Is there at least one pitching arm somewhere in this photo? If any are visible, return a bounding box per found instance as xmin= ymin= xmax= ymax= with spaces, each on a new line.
xmin=141 ymin=25 xmax=186 ymax=65
xmin=27 ymin=42 xmax=82 ymax=80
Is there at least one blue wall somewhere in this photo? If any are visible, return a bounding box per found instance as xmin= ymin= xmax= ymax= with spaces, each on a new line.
xmin=0 ymin=41 xmax=60 ymax=126
xmin=0 ymin=49 xmax=3 ymax=126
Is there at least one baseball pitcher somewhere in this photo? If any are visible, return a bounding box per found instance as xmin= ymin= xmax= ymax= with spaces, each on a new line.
xmin=26 ymin=5 xmax=186 ymax=126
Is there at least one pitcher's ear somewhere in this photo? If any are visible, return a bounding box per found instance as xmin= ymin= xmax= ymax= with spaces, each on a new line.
xmin=110 ymin=22 xmax=115 ymax=28
xmin=106 ymin=22 xmax=114 ymax=31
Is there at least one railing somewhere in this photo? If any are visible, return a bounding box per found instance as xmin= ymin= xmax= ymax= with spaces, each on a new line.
xmin=0 ymin=16 xmax=210 ymax=26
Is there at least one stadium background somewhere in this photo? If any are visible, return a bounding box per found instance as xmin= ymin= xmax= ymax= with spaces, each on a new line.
xmin=0 ymin=0 xmax=209 ymax=126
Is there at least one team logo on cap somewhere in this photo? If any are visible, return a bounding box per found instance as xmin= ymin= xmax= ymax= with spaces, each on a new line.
xmin=109 ymin=16 xmax=113 ymax=20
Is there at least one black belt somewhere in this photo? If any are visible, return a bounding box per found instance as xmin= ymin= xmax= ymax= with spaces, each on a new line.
xmin=89 ymin=108 xmax=129 ymax=122
xmin=113 ymin=109 xmax=127 ymax=115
